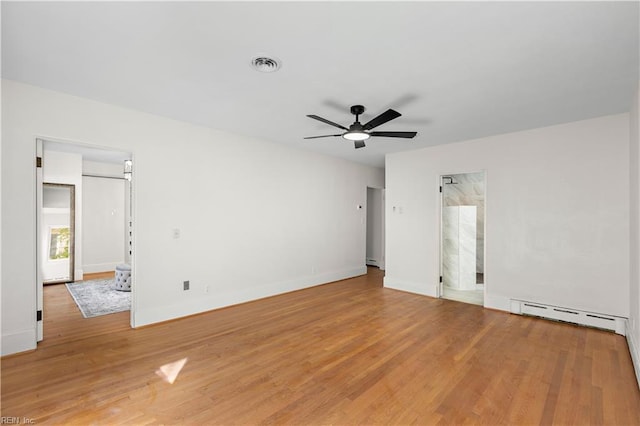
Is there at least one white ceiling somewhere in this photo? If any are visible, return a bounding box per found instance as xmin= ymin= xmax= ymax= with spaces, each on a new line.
xmin=2 ymin=1 xmax=638 ymax=168
xmin=43 ymin=140 xmax=131 ymax=165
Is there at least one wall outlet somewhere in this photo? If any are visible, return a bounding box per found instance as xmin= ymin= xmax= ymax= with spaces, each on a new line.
xmin=204 ymin=285 xmax=209 ymax=293
xmin=183 ymin=280 xmax=190 ymax=291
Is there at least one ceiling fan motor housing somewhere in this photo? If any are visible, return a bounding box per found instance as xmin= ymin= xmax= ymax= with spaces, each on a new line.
xmin=350 ymin=105 xmax=366 ymax=116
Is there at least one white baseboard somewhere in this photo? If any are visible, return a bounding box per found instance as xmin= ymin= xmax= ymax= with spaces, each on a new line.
xmin=484 ymin=293 xmax=511 ymax=312
xmin=133 ymin=266 xmax=367 ymax=328
xmin=626 ymin=321 xmax=640 ymax=390
xmin=383 ymin=277 xmax=437 ymax=298
xmin=1 ymin=328 xmax=36 ymax=356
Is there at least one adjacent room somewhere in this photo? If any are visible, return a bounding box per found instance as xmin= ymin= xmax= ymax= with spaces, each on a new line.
xmin=37 ymin=140 xmax=134 ymax=341
xmin=2 ymin=1 xmax=639 ymax=424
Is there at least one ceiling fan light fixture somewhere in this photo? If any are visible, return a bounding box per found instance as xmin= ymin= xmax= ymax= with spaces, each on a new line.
xmin=342 ymin=131 xmax=370 ymax=141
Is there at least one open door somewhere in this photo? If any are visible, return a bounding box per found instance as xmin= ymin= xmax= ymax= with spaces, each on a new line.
xmin=36 ymin=139 xmax=78 ymax=341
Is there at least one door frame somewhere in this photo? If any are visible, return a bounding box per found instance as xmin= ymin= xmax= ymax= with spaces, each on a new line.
xmin=438 ymin=171 xmax=487 ymax=305
xmin=36 ymin=139 xmax=43 ymax=341
xmin=35 ymin=137 xmax=136 ymax=343
xmin=365 ymin=186 xmax=386 ymax=270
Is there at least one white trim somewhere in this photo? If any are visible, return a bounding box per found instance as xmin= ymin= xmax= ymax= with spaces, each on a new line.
xmin=483 ymin=293 xmax=511 ymax=312
xmin=36 ymin=139 xmax=44 ymax=342
xmin=134 ymin=266 xmax=367 ymax=327
xmin=1 ymin=329 xmax=37 ymax=356
xmin=626 ymin=321 xmax=640 ymax=390
xmin=383 ymin=277 xmax=437 ymax=298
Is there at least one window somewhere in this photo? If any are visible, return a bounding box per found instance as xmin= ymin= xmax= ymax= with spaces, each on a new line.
xmin=49 ymin=227 xmax=70 ymax=260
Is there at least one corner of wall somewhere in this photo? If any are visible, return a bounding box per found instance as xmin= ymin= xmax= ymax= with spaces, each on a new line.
xmin=629 ymin=80 xmax=640 ymax=390
xmin=626 ymin=320 xmax=640 ymax=390
xmin=1 ymin=328 xmax=36 ymax=356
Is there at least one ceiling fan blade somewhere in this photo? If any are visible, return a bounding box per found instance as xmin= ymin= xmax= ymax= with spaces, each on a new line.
xmin=362 ymin=109 xmax=401 ymax=130
xmin=306 ymin=115 xmax=349 ymax=130
xmin=354 ymin=141 xmax=366 ymax=149
xmin=369 ymin=131 xmax=417 ymax=138
xmin=304 ymin=134 xmax=342 ymax=139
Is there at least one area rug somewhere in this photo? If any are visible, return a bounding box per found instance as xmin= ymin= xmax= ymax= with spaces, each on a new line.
xmin=66 ymin=279 xmax=130 ymax=318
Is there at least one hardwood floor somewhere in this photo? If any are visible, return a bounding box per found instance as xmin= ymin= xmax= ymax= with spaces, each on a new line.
xmin=41 ymin=271 xmax=131 ymax=347
xmin=83 ymin=271 xmax=117 ymax=281
xmin=2 ymin=267 xmax=639 ymax=424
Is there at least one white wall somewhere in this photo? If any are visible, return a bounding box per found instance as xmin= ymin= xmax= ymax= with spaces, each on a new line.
xmin=385 ymin=114 xmax=630 ymax=316
xmin=82 ymin=161 xmax=126 ymax=273
xmin=629 ymin=82 xmax=640 ymax=385
xmin=0 ymin=80 xmax=384 ymax=355
xmin=42 ymin=150 xmax=83 ymax=280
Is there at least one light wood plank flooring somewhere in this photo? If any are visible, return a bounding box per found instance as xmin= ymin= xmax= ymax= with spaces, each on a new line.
xmin=41 ymin=271 xmax=131 ymax=347
xmin=2 ymin=267 xmax=639 ymax=424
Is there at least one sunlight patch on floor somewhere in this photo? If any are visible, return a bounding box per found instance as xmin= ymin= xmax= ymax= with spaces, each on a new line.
xmin=156 ymin=358 xmax=188 ymax=384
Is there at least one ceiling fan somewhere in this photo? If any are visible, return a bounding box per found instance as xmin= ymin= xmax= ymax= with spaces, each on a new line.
xmin=305 ymin=105 xmax=417 ymax=149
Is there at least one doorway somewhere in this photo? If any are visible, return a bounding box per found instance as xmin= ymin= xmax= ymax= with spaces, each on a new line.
xmin=439 ymin=172 xmax=485 ymax=306
xmin=41 ymin=183 xmax=75 ymax=284
xmin=36 ymin=138 xmax=133 ymax=343
xmin=366 ymin=187 xmax=385 ymax=270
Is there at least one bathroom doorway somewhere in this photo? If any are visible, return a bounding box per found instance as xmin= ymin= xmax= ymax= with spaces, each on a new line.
xmin=440 ymin=172 xmax=485 ymax=306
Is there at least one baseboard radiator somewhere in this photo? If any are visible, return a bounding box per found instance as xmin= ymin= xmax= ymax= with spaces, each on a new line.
xmin=510 ymin=300 xmax=626 ymax=335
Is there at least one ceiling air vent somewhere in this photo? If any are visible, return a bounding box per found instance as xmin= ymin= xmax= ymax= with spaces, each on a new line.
xmin=251 ymin=56 xmax=281 ymax=73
